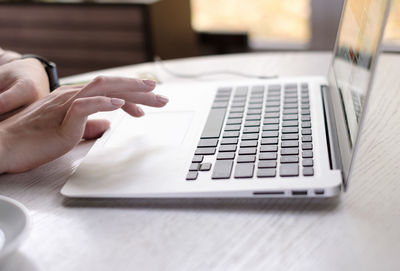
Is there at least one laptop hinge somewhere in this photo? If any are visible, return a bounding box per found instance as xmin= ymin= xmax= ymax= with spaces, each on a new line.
xmin=321 ymin=85 xmax=342 ymax=172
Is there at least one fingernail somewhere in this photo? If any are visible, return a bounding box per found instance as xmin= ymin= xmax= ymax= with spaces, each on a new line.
xmin=156 ymin=95 xmax=169 ymax=104
xmin=143 ymin=80 xmax=156 ymax=87
xmin=137 ymin=107 xmax=144 ymax=116
xmin=111 ymin=98 xmax=125 ymax=106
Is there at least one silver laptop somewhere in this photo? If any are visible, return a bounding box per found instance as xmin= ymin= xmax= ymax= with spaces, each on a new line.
xmin=62 ymin=0 xmax=391 ymax=198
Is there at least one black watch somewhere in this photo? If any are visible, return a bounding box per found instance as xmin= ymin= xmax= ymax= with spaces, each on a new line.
xmin=21 ymin=54 xmax=60 ymax=92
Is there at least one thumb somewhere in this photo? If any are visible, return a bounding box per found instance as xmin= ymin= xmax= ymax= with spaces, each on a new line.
xmin=83 ymin=119 xmax=111 ymax=140
xmin=61 ymin=96 xmax=124 ymax=141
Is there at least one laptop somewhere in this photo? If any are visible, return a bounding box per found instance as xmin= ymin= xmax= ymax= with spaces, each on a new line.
xmin=61 ymin=0 xmax=391 ymax=198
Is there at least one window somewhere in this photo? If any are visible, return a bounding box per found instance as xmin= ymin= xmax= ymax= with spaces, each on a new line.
xmin=191 ymin=0 xmax=400 ymax=50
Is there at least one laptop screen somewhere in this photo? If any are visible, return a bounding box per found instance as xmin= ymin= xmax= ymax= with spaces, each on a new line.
xmin=332 ymin=0 xmax=389 ymax=147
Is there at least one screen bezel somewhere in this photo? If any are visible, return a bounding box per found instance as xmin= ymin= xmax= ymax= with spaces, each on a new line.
xmin=327 ymin=0 xmax=391 ymax=186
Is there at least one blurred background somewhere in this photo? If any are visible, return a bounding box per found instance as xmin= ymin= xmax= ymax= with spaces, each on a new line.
xmin=0 ymin=0 xmax=398 ymax=77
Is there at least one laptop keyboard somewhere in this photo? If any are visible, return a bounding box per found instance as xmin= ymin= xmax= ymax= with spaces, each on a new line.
xmin=186 ymin=83 xmax=314 ymax=181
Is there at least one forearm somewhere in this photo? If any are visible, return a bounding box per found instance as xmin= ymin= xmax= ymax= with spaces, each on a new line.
xmin=0 ymin=48 xmax=21 ymax=66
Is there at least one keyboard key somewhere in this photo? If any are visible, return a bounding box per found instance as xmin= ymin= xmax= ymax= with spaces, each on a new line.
xmin=302 ymin=159 xmax=314 ymax=167
xmin=237 ymin=155 xmax=256 ymax=163
xmin=281 ymin=148 xmax=299 ymax=155
xmin=221 ymin=138 xmax=238 ymax=145
xmin=301 ymin=115 xmax=311 ymax=121
xmin=189 ymin=163 xmax=200 ymax=171
xmin=200 ymin=108 xmax=226 ymax=139
xmin=263 ymin=118 xmax=279 ymax=125
xmin=268 ymin=84 xmax=281 ymax=91
xmin=198 ymin=139 xmax=218 ymax=148
xmin=230 ymin=107 xmax=245 ymax=113
xmin=219 ymin=145 xmax=237 ymax=152
xmin=259 ymin=152 xmax=277 ymax=160
xmin=223 ymin=131 xmax=240 ymax=138
xmin=192 ymin=155 xmax=204 ymax=163
xmin=239 ymin=148 xmax=257 ymax=155
xmin=258 ymin=160 xmax=277 ymax=168
xmin=301 ymin=135 xmax=312 ymax=142
xmin=265 ymin=107 xmax=280 ymax=113
xmin=244 ymin=120 xmax=261 ymax=127
xmin=260 ymin=145 xmax=278 ymax=152
xmin=283 ymin=109 xmax=298 ymax=115
xmin=195 ymin=148 xmax=216 ymax=155
xmin=215 ymin=98 xmax=230 ymax=103
xmin=257 ymin=168 xmax=276 ymax=178
xmin=200 ymin=163 xmax=212 ymax=171
xmin=252 ymin=85 xmax=265 ymax=92
xmin=302 ymin=150 xmax=313 ymax=158
xmin=284 ymin=98 xmax=298 ymax=104
xmin=281 ymin=141 xmax=299 ymax=148
xmin=301 ymin=104 xmax=310 ymax=110
xmin=262 ymin=125 xmax=279 ymax=131
xmin=265 ymin=101 xmax=280 ymax=107
xmin=280 ymin=156 xmax=299 ymax=163
xmin=212 ymin=160 xmax=234 ymax=179
xmin=282 ymin=121 xmax=298 ymax=127
xmin=231 ymin=102 xmax=246 ymax=107
xmin=283 ymin=114 xmax=298 ymax=121
xmin=240 ymin=140 xmax=258 ymax=148
xmin=301 ymin=129 xmax=312 ymax=135
xmin=217 ymin=87 xmax=232 ymax=93
xmin=241 ymin=134 xmax=259 ymax=141
xmin=283 ymin=104 xmax=298 ymax=109
xmin=234 ymin=163 xmax=255 ymax=178
xmin=186 ymin=171 xmax=198 ymax=181
xmin=284 ymin=83 xmax=297 ymax=89
xmin=226 ymin=119 xmax=242 ymax=125
xmin=261 ymin=138 xmax=278 ymax=145
xmin=245 ymin=115 xmax=261 ymax=121
xmin=217 ymin=152 xmax=235 ymax=160
xmin=302 ymin=143 xmax=313 ymax=150
xmin=282 ymin=127 xmax=299 ymax=134
xmin=281 ymin=134 xmax=299 ymax=140
xmin=301 ymin=109 xmax=310 ymax=115
xmin=243 ymin=127 xmax=260 ymax=134
xmin=247 ymin=109 xmax=262 ymax=115
xmin=212 ymin=101 xmax=229 ymax=108
xmin=264 ymin=112 xmax=280 ymax=119
xmin=224 ymin=125 xmax=241 ymax=131
xmin=228 ymin=113 xmax=243 ymax=119
xmin=235 ymin=86 xmax=249 ymax=96
xmin=303 ymin=167 xmax=314 ymax=176
xmin=302 ymin=122 xmax=311 ymax=128
xmin=262 ymin=131 xmax=279 ymax=138
xmin=280 ymin=164 xmax=299 ymax=177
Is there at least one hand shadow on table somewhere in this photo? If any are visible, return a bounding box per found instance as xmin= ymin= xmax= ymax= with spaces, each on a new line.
xmin=63 ymin=196 xmax=340 ymax=213
xmin=0 ymin=251 xmax=41 ymax=271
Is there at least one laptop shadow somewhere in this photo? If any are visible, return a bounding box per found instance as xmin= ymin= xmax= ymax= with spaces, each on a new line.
xmin=62 ymin=197 xmax=340 ymax=213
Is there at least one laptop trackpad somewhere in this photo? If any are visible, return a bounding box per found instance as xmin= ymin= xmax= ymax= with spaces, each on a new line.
xmin=73 ymin=111 xmax=194 ymax=182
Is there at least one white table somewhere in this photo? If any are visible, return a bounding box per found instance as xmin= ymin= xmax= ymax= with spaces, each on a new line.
xmin=1 ymin=52 xmax=400 ymax=271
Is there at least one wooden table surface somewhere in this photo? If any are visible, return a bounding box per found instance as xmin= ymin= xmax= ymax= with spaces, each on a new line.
xmin=1 ymin=52 xmax=400 ymax=271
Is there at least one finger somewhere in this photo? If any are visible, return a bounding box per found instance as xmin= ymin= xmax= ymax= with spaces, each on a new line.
xmin=122 ymin=102 xmax=145 ymax=117
xmin=83 ymin=119 xmax=111 ymax=140
xmin=81 ymin=76 xmax=156 ymax=98
xmin=61 ymin=96 xmax=125 ymax=140
xmin=0 ymin=80 xmax=36 ymax=115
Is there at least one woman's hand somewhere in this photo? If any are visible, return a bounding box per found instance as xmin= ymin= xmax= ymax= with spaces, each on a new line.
xmin=0 ymin=76 xmax=168 ymax=173
xmin=0 ymin=58 xmax=50 ymax=121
